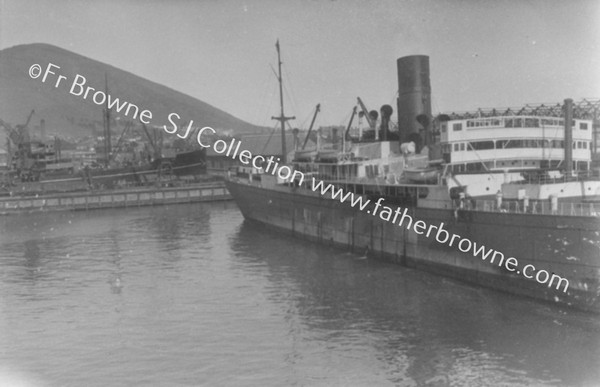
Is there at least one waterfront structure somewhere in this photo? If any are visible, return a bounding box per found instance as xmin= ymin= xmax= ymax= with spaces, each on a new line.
xmin=0 ymin=181 xmax=229 ymax=214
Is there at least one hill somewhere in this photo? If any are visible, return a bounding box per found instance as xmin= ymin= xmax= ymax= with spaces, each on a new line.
xmin=0 ymin=43 xmax=267 ymax=139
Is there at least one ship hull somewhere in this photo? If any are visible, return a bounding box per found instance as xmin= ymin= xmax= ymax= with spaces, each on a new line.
xmin=171 ymin=149 xmax=206 ymax=176
xmin=225 ymin=179 xmax=600 ymax=313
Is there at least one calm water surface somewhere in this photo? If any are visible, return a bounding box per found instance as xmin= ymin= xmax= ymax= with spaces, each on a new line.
xmin=0 ymin=203 xmax=599 ymax=386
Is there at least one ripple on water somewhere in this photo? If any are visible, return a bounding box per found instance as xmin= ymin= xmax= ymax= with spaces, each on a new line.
xmin=0 ymin=203 xmax=599 ymax=386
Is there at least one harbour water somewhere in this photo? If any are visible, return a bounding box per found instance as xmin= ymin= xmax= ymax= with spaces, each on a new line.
xmin=0 ymin=203 xmax=599 ymax=386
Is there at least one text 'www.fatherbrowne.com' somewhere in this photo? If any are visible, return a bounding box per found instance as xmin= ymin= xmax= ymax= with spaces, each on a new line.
xmin=309 ymin=177 xmax=570 ymax=293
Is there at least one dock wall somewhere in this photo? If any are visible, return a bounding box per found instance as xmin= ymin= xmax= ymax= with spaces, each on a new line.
xmin=0 ymin=182 xmax=230 ymax=215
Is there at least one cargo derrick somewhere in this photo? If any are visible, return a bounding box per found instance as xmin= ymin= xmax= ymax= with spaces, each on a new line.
xmin=0 ymin=110 xmax=53 ymax=182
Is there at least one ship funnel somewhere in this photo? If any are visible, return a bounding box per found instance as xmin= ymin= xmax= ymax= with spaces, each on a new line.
xmin=379 ymin=104 xmax=393 ymax=141
xmin=564 ymin=98 xmax=573 ymax=176
xmin=369 ymin=110 xmax=379 ymax=140
xmin=369 ymin=110 xmax=379 ymax=124
xmin=396 ymin=55 xmax=432 ymax=152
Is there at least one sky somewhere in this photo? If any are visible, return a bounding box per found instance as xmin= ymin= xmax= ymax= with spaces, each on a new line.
xmin=1 ymin=0 xmax=599 ymax=129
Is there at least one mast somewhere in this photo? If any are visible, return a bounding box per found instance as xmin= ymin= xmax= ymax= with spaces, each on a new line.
xmin=103 ymin=73 xmax=111 ymax=167
xmin=271 ymin=40 xmax=295 ymax=164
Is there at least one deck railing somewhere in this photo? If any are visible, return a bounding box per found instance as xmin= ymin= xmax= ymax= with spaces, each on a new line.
xmin=458 ymin=199 xmax=599 ymax=217
xmin=517 ymin=170 xmax=600 ymax=185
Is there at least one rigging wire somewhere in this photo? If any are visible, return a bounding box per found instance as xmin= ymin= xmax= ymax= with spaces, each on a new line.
xmin=260 ymin=123 xmax=280 ymax=155
xmin=254 ymin=66 xmax=278 ymax=128
xmin=297 ymin=104 xmax=319 ymax=130
xmin=258 ymin=76 xmax=279 ymax=129
xmin=281 ymin=60 xmax=299 ymax=118
xmin=282 ymin=77 xmax=298 ymax=123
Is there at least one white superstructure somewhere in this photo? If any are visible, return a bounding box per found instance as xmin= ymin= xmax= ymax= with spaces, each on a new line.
xmin=438 ymin=115 xmax=593 ymax=196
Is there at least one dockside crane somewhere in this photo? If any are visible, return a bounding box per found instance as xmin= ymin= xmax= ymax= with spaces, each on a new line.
xmin=1 ymin=109 xmax=34 ymax=145
xmin=1 ymin=110 xmax=36 ymax=176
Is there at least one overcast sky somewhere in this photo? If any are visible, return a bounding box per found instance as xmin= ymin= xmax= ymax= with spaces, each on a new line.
xmin=1 ymin=0 xmax=599 ymax=128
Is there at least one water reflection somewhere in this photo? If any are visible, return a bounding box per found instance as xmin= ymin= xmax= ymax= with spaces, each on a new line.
xmin=229 ymin=220 xmax=600 ymax=386
xmin=0 ymin=203 xmax=598 ymax=386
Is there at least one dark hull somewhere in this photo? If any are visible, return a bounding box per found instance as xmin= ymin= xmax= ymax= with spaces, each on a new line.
xmin=225 ymin=180 xmax=600 ymax=313
xmin=172 ymin=149 xmax=206 ymax=176
xmin=88 ymin=164 xmax=154 ymax=183
xmin=151 ymin=149 xmax=206 ymax=177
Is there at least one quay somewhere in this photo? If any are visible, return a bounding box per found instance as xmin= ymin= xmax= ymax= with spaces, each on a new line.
xmin=0 ymin=181 xmax=231 ymax=215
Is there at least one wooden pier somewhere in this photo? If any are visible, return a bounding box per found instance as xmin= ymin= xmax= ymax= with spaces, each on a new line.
xmin=0 ymin=181 xmax=231 ymax=215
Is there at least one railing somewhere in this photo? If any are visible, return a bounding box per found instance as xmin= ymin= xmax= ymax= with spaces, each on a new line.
xmin=517 ymin=170 xmax=600 ymax=185
xmin=442 ymin=99 xmax=599 ymax=121
xmin=457 ymin=199 xmax=600 ymax=217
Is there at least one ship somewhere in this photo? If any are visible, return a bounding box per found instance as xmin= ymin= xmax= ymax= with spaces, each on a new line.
xmin=1 ymin=108 xmax=207 ymax=196
xmin=225 ymin=44 xmax=600 ymax=313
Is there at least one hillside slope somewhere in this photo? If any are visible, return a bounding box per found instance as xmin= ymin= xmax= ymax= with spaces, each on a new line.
xmin=0 ymin=43 xmax=266 ymax=138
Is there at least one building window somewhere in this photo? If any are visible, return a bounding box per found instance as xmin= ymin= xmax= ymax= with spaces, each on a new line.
xmin=506 ymin=118 xmax=524 ymax=128
xmin=580 ymin=122 xmax=588 ymax=130
xmin=524 ymin=118 xmax=539 ymax=128
xmin=460 ymin=143 xmax=465 ymax=151
xmin=466 ymin=163 xmax=484 ymax=171
xmin=454 ymin=143 xmax=459 ymax=151
xmin=453 ymin=123 xmax=463 ymax=131
xmin=452 ymin=164 xmax=465 ymax=173
xmin=469 ymin=141 xmax=495 ymax=150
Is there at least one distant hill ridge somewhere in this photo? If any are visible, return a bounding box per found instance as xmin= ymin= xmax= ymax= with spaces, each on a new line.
xmin=0 ymin=43 xmax=267 ymax=138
